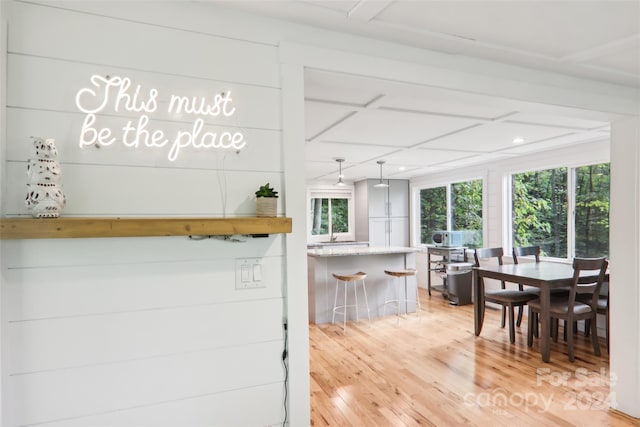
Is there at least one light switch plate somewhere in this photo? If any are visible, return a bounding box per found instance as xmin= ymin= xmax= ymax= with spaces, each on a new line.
xmin=235 ymin=258 xmax=265 ymax=289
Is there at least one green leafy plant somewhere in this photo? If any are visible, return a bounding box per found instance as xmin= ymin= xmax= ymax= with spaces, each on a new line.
xmin=255 ymin=183 xmax=279 ymax=198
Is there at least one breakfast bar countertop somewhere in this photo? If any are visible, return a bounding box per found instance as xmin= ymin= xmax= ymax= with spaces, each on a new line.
xmin=307 ymin=246 xmax=421 ymax=257
xmin=307 ymin=246 xmax=420 ymax=324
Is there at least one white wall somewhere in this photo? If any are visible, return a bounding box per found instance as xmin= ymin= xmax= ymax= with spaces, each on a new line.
xmin=0 ymin=2 xmax=8 ymax=421
xmin=3 ymin=238 xmax=287 ymax=426
xmin=1 ymin=1 xmax=288 ymax=425
xmin=609 ymin=117 xmax=640 ymax=418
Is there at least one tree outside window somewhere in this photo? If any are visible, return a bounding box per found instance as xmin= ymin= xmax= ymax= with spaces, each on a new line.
xmin=310 ymin=198 xmax=349 ymax=236
xmin=451 ymin=179 xmax=483 ymax=248
xmin=575 ymin=163 xmax=610 ymax=257
xmin=512 ymin=168 xmax=568 ymax=258
xmin=420 ymin=187 xmax=446 ymax=244
xmin=330 ymin=198 xmax=349 ymax=233
xmin=420 ymin=179 xmax=483 ymax=247
xmin=511 ymin=163 xmax=609 ymax=259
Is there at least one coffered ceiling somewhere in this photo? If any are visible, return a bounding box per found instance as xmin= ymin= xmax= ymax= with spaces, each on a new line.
xmin=303 ymin=69 xmax=611 ymax=181
xmin=214 ymin=0 xmax=639 ymax=183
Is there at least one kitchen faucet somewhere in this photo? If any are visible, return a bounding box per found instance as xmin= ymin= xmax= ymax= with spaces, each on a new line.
xmin=330 ymin=224 xmax=338 ymax=242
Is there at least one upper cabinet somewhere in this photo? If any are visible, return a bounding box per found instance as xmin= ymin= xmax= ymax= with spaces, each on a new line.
xmin=355 ymin=179 xmax=409 ymax=247
xmin=367 ymin=180 xmax=388 ymax=218
xmin=388 ymin=180 xmax=409 ymax=218
xmin=366 ymin=179 xmax=409 ymax=218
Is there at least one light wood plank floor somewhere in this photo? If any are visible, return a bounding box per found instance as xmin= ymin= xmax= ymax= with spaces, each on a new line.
xmin=309 ymin=289 xmax=638 ymax=426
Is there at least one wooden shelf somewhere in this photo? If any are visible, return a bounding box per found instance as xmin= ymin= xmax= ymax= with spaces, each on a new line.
xmin=0 ymin=217 xmax=292 ymax=240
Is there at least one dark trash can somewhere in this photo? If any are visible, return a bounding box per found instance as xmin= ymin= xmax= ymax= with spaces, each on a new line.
xmin=446 ymin=262 xmax=473 ymax=306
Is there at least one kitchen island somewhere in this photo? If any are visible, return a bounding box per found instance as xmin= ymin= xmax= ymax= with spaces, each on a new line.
xmin=307 ymin=246 xmax=420 ymax=324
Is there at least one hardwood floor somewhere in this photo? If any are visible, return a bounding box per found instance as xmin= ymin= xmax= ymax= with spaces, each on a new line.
xmin=309 ymin=289 xmax=637 ymax=426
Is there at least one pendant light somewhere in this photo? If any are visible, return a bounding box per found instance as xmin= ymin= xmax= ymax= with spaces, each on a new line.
xmin=335 ymin=158 xmax=346 ymax=186
xmin=374 ymin=160 xmax=389 ymax=188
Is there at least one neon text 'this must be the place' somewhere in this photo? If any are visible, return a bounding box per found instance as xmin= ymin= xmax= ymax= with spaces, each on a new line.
xmin=75 ymin=75 xmax=246 ymax=161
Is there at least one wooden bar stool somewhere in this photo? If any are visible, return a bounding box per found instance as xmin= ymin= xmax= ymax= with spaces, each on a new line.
xmin=331 ymin=272 xmax=371 ymax=332
xmin=383 ymin=269 xmax=420 ymax=322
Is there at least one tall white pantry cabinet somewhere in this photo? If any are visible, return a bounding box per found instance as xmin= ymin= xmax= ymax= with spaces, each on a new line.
xmin=355 ymin=179 xmax=409 ymax=247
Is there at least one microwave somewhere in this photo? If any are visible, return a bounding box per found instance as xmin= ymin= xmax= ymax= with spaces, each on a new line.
xmin=432 ymin=230 xmax=466 ymax=247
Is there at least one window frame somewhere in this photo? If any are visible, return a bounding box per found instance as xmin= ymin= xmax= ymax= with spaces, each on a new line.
xmin=307 ymin=185 xmax=355 ymax=243
xmin=507 ymin=162 xmax=610 ymax=261
xmin=414 ymin=177 xmax=486 ymax=248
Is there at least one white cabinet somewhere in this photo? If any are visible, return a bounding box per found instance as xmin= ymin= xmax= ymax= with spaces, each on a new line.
xmin=368 ymin=218 xmax=389 ymax=247
xmin=366 ymin=180 xmax=388 ymax=218
xmin=355 ymin=179 xmax=409 ymax=247
xmin=388 ymin=180 xmax=409 ymax=217
xmin=389 ymin=217 xmax=409 ymax=247
xmin=366 ymin=179 xmax=409 ymax=218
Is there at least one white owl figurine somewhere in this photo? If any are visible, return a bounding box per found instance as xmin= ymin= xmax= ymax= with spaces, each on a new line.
xmin=25 ymin=138 xmax=66 ymax=218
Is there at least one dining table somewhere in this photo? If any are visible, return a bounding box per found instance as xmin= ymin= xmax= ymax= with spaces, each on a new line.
xmin=472 ymin=261 xmax=606 ymax=363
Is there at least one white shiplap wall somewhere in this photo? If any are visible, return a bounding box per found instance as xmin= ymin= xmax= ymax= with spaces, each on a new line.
xmin=2 ymin=1 xmax=287 ymax=425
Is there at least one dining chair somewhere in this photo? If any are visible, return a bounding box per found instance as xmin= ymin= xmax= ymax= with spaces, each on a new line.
xmin=512 ymin=245 xmax=541 ymax=264
xmin=512 ymin=245 xmax=570 ymax=329
xmin=512 ymin=245 xmax=542 ymax=325
xmin=580 ymin=281 xmax=609 ymax=353
xmin=527 ymin=257 xmax=608 ymax=362
xmin=474 ymin=247 xmax=538 ymax=343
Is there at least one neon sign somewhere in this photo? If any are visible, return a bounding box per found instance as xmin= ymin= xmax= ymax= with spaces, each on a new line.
xmin=75 ymin=75 xmax=246 ymax=161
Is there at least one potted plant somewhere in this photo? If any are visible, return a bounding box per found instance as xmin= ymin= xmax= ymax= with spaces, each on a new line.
xmin=255 ymin=182 xmax=278 ymax=217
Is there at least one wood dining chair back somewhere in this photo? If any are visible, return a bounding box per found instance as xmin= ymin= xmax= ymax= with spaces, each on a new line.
xmin=513 ymin=245 xmax=575 ymax=336
xmin=579 ymin=279 xmax=610 ymax=353
xmin=512 ymin=245 xmax=547 ymax=325
xmin=474 ymin=247 xmax=538 ymax=343
xmin=512 ymin=245 xmax=541 ymax=263
xmin=527 ymin=257 xmax=608 ymax=361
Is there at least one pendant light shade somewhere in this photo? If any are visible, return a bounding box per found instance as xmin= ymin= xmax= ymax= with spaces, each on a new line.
xmin=335 ymin=158 xmax=346 ymax=186
xmin=374 ymin=160 xmax=389 ymax=188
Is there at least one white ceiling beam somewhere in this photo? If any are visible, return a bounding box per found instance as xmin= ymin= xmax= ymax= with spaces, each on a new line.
xmin=282 ymin=41 xmax=638 ymax=117
xmin=306 ymin=94 xmax=387 ymax=142
xmin=363 ymin=94 xmax=386 ymax=108
xmin=504 ymin=119 xmax=591 ymax=131
xmin=407 ymin=123 xmax=485 ymax=150
xmin=490 ymin=111 xmax=521 ymax=122
xmin=378 ymin=106 xmax=504 ymax=122
xmin=305 ymin=97 xmax=365 ymax=111
xmin=305 ymin=98 xmax=520 ymax=123
xmin=309 ymin=138 xmax=412 ymax=149
xmin=560 ymin=34 xmax=640 ymax=63
xmin=578 ymin=62 xmax=640 ymax=80
xmin=307 ymin=111 xmax=359 ymax=142
xmin=347 ymin=0 xmax=394 ymax=22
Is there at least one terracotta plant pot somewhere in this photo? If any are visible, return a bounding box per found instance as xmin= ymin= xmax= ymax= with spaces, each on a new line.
xmin=256 ymin=197 xmax=277 ymax=217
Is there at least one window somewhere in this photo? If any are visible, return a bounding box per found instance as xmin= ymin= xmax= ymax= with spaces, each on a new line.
xmin=310 ymin=198 xmax=329 ymax=235
xmin=451 ymin=180 xmax=483 ymax=248
xmin=512 ymin=167 xmax=568 ymax=258
xmin=511 ymin=163 xmax=609 ymax=259
xmin=308 ymin=187 xmax=354 ymax=242
xmin=575 ymin=163 xmax=610 ymax=257
xmin=419 ymin=179 xmax=483 ymax=247
xmin=419 ymin=186 xmax=446 ymax=244
xmin=309 ymin=198 xmax=348 ymax=235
